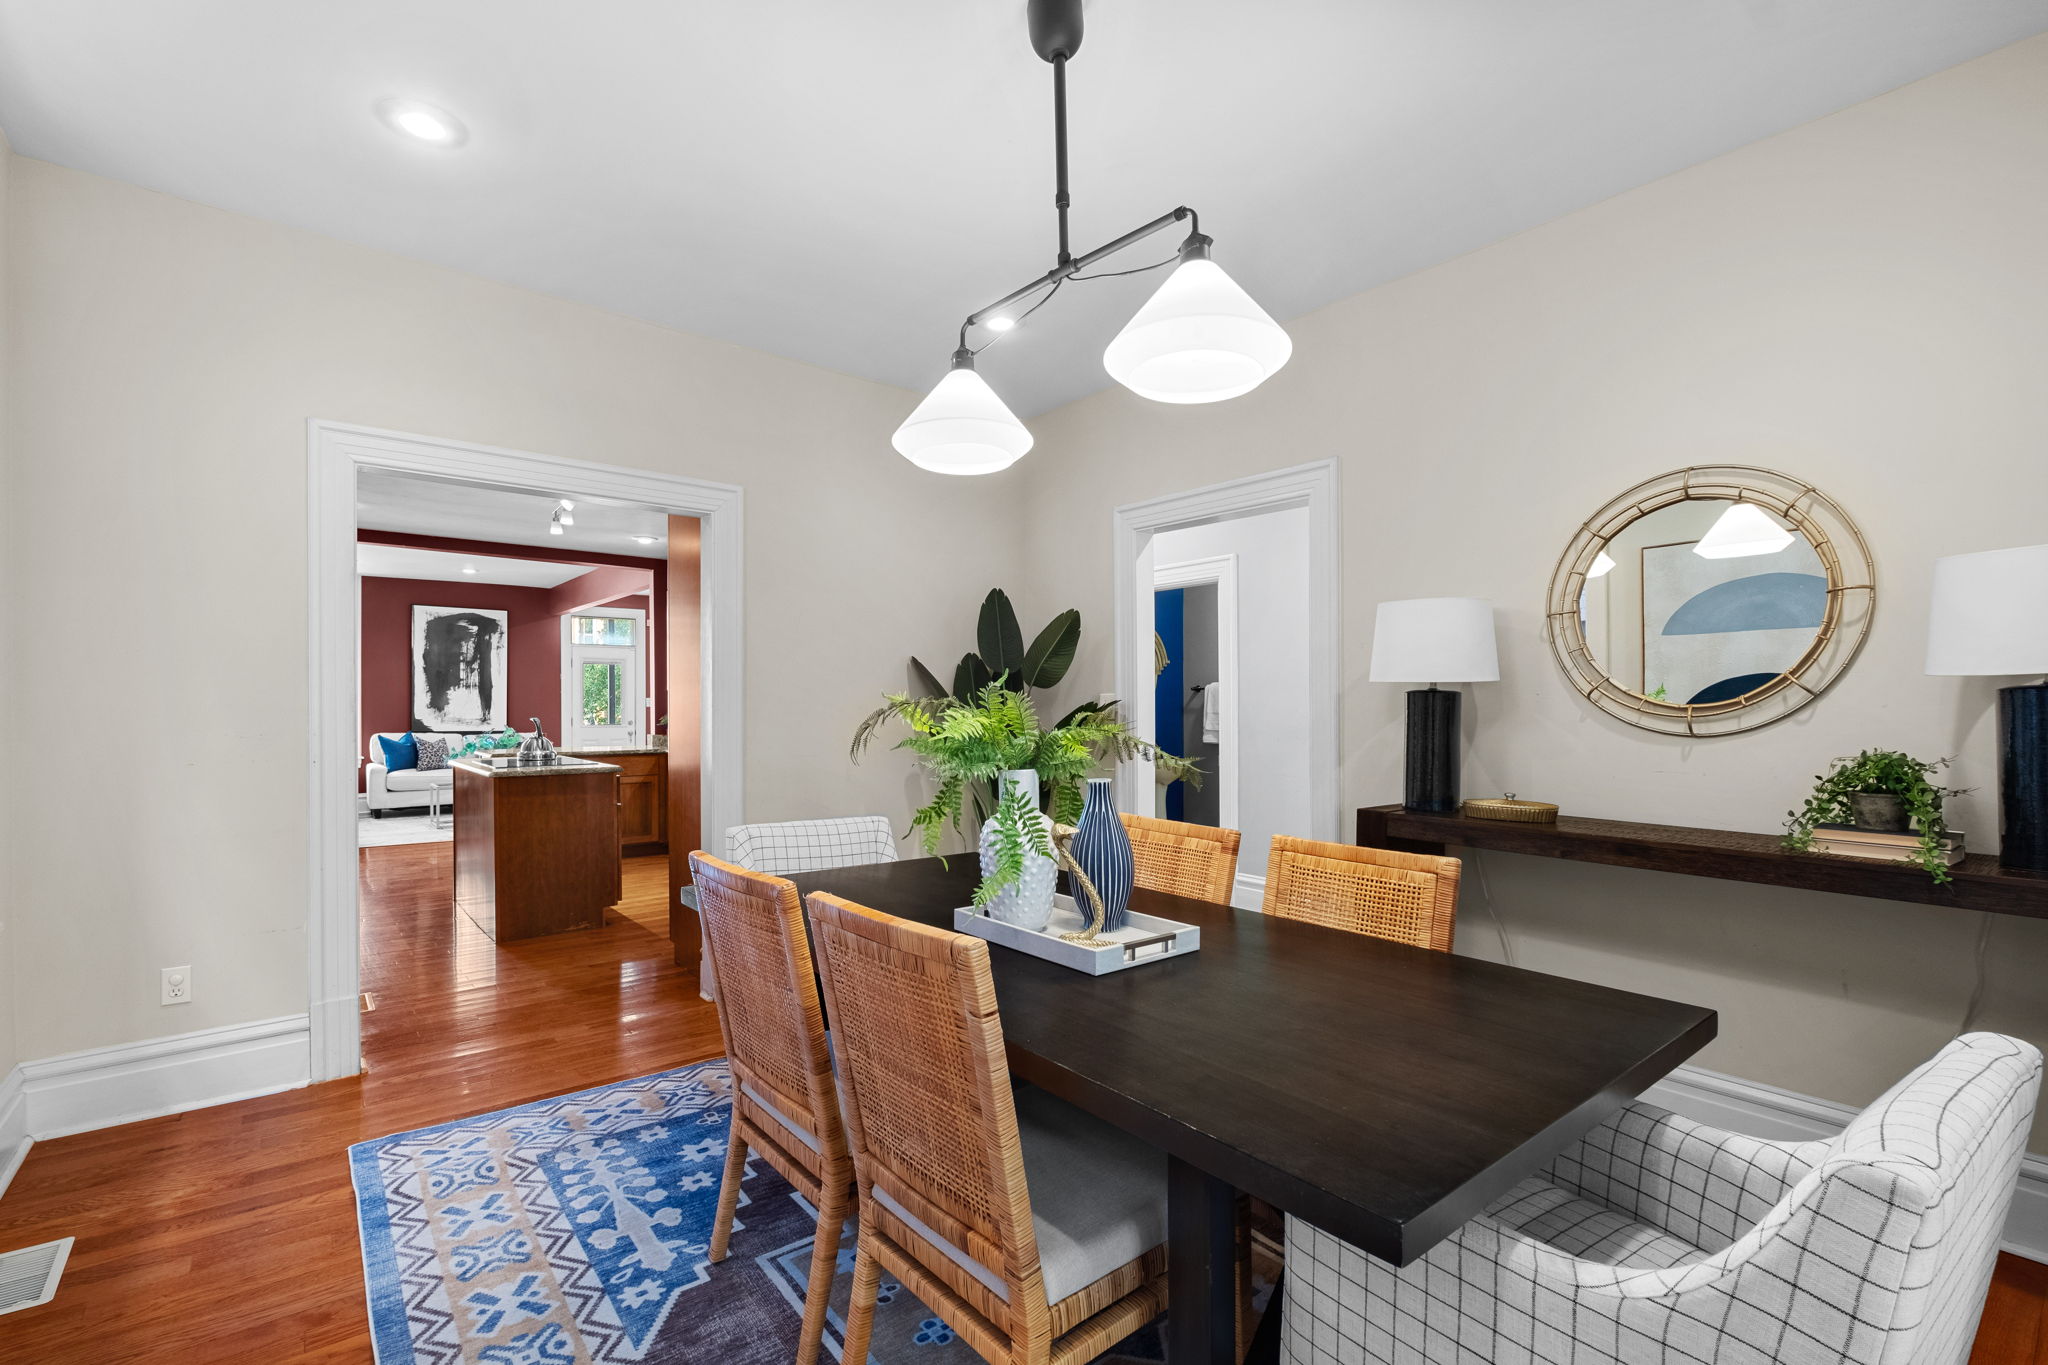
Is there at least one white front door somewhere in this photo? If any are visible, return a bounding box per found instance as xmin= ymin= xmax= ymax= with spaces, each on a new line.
xmin=563 ymin=608 xmax=646 ymax=748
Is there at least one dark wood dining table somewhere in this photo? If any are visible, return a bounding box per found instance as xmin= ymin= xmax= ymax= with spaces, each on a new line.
xmin=787 ymin=856 xmax=1717 ymax=1365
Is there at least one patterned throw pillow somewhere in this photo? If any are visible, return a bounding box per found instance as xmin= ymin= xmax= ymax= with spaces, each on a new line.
xmin=414 ymin=736 xmax=450 ymax=772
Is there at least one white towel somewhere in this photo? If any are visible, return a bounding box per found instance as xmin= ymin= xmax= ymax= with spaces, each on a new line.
xmin=1200 ymin=682 xmax=1222 ymax=744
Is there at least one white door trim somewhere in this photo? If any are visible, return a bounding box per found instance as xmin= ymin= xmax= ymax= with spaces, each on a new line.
xmin=1152 ymin=554 xmax=1240 ymax=831
xmin=308 ymin=420 xmax=745 ymax=1084
xmin=560 ymin=605 xmax=648 ymax=747
xmin=1112 ymin=460 xmax=1340 ymax=842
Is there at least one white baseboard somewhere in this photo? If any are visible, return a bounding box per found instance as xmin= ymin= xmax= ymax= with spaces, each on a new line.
xmin=1232 ymin=872 xmax=1265 ymax=911
xmin=16 ymin=1014 xmax=311 ymax=1143
xmin=0 ymin=1065 xmax=28 ymax=1199
xmin=1647 ymin=1062 xmax=2048 ymax=1263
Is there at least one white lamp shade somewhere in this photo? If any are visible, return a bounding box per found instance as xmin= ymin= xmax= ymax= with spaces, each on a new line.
xmin=1925 ymin=544 xmax=2048 ymax=676
xmin=1369 ymin=597 xmax=1499 ymax=684
xmin=1587 ymin=550 xmax=1617 ymax=578
xmin=1693 ymin=502 xmax=1795 ymax=559
xmin=1102 ymin=258 xmax=1292 ymax=404
xmin=891 ymin=366 xmax=1034 ymax=475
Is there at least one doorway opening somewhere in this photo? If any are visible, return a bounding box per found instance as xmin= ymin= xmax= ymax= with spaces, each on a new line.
xmin=308 ymin=422 xmax=742 ymax=1083
xmin=1113 ymin=462 xmax=1339 ymax=908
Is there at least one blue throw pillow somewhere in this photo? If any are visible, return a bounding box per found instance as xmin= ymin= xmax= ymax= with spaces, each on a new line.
xmin=377 ymin=732 xmax=419 ymax=772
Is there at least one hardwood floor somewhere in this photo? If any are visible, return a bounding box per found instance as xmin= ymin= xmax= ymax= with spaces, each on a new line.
xmin=0 ymin=844 xmax=720 ymax=1364
xmin=0 ymin=845 xmax=2043 ymax=1362
xmin=1975 ymin=1254 xmax=2048 ymax=1365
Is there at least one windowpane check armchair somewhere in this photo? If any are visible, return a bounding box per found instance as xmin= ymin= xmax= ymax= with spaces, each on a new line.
xmin=1282 ymin=1032 xmax=2042 ymax=1365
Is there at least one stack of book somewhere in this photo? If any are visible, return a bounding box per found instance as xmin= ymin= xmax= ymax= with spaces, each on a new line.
xmin=1811 ymin=824 xmax=1966 ymax=867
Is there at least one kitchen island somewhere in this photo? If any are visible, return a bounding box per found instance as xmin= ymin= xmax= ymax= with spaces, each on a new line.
xmin=452 ymin=756 xmax=623 ymax=941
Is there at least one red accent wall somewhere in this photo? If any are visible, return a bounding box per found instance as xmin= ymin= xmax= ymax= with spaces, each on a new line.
xmin=359 ymin=578 xmax=566 ymax=787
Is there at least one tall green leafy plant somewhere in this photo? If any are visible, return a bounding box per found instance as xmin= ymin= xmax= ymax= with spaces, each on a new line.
xmin=1782 ymin=749 xmax=1966 ymax=883
xmin=912 ymin=589 xmax=1083 ymax=702
xmin=852 ymin=683 xmax=1199 ymax=905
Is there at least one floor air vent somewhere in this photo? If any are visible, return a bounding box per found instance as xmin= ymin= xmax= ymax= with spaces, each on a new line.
xmin=0 ymin=1237 xmax=73 ymax=1316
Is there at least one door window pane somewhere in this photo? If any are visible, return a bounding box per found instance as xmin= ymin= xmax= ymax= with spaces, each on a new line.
xmin=581 ymin=662 xmax=624 ymax=726
xmin=571 ymin=616 xmax=636 ymax=646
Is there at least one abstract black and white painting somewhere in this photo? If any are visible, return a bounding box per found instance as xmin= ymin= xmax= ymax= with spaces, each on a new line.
xmin=411 ymin=605 xmax=508 ymax=732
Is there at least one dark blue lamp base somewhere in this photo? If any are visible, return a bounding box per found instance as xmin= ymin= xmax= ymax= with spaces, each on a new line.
xmin=1404 ymin=688 xmax=1461 ymax=814
xmin=2002 ymin=683 xmax=2048 ymax=872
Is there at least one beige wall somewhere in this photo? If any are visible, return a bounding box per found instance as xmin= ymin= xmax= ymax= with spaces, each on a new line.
xmin=2 ymin=156 xmax=1024 ymax=1060
xmin=1020 ymin=36 xmax=2048 ymax=1141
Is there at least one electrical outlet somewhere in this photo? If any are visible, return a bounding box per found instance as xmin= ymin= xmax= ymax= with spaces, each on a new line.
xmin=161 ymin=966 xmax=192 ymax=1006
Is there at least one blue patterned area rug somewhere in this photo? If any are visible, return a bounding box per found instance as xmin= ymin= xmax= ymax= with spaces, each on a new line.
xmin=350 ymin=1060 xmax=1166 ymax=1363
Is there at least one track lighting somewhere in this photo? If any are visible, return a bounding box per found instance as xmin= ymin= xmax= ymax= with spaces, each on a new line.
xmin=891 ymin=0 xmax=1289 ymax=473
xmin=549 ymin=510 xmax=566 ymax=536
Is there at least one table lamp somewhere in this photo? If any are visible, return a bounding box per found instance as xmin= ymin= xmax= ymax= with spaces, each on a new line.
xmin=1925 ymin=544 xmax=2048 ymax=871
xmin=1370 ymin=598 xmax=1499 ymax=813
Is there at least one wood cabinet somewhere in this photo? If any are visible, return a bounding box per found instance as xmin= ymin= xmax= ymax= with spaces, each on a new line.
xmin=560 ymin=749 xmax=669 ymax=854
xmin=453 ymin=759 xmax=622 ymax=941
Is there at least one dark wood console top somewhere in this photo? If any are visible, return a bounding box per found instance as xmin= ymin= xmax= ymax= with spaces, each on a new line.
xmin=1357 ymin=805 xmax=2048 ymax=920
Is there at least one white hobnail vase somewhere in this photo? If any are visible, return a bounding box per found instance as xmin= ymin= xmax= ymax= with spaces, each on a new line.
xmin=978 ymin=769 xmax=1058 ymax=931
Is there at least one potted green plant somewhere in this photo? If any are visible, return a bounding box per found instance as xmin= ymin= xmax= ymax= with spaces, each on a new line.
xmin=852 ymin=683 xmax=1198 ymax=923
xmin=1783 ymin=749 xmax=1966 ymax=882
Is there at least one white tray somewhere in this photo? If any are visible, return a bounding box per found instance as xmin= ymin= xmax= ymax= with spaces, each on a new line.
xmin=953 ymin=894 xmax=1200 ymax=975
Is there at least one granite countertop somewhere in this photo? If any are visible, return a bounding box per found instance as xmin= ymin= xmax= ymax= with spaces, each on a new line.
xmin=451 ymin=756 xmax=624 ymax=778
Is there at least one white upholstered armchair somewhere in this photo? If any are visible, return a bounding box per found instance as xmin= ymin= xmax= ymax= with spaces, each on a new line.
xmin=1283 ymin=1032 xmax=2041 ymax=1365
xmin=690 ymin=815 xmax=900 ymax=1001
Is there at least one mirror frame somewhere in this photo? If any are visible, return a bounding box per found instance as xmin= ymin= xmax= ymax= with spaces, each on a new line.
xmin=1545 ymin=465 xmax=1875 ymax=736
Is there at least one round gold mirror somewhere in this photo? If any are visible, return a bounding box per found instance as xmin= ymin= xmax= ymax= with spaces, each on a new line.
xmin=1546 ymin=466 xmax=1875 ymax=736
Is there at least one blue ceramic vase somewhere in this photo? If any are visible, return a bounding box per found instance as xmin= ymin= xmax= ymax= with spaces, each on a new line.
xmin=1068 ymin=777 xmax=1135 ymax=932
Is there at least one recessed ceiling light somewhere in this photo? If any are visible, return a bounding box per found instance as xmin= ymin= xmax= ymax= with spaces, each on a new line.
xmin=375 ymin=97 xmax=468 ymax=147
xmin=633 ymin=536 xmax=659 ymax=545
xmin=461 ymin=565 xmax=478 ymax=575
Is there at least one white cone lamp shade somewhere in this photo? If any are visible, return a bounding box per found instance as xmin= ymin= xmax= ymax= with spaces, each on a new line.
xmin=1926 ymin=544 xmax=2048 ymax=676
xmin=1103 ymin=242 xmax=1292 ymax=404
xmin=891 ymin=355 xmax=1034 ymax=475
xmin=1693 ymin=502 xmax=1795 ymax=559
xmin=1587 ymin=550 xmax=1617 ymax=578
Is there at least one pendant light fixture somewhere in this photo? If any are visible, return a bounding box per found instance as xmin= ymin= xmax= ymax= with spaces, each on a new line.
xmin=1694 ymin=502 xmax=1795 ymax=559
xmin=892 ymin=0 xmax=1290 ymax=473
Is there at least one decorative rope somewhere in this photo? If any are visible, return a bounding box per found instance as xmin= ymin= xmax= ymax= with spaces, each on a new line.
xmin=1050 ymin=827 xmax=1106 ymax=943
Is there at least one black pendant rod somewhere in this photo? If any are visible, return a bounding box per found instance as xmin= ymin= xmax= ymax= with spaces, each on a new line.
xmin=959 ymin=206 xmax=1201 ymax=346
xmin=951 ymin=0 xmax=1202 ymax=351
xmin=1053 ymin=55 xmax=1072 ymax=266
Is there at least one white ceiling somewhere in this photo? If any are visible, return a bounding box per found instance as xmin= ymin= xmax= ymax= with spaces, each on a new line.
xmin=2 ymin=2 xmax=2043 ymax=416
xmin=356 ymin=468 xmax=669 ymax=555
xmin=356 ymin=543 xmax=589 ymax=588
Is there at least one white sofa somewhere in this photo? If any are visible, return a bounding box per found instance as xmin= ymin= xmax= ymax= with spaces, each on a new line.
xmin=364 ymin=731 xmax=460 ymax=816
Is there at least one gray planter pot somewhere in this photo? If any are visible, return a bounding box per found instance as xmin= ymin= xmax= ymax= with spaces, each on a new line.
xmin=1849 ymin=792 xmax=1911 ymax=832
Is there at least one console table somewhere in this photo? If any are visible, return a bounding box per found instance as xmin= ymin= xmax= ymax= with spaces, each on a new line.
xmin=1357 ymin=805 xmax=2048 ymax=920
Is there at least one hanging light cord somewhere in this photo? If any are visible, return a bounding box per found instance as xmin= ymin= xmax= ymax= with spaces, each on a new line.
xmin=1069 ymin=252 xmax=1181 ymax=281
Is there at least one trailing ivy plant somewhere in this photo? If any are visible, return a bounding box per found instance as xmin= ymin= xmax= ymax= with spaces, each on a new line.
xmin=1782 ymin=749 xmax=1966 ymax=883
xmin=852 ymin=683 xmax=1200 ymax=905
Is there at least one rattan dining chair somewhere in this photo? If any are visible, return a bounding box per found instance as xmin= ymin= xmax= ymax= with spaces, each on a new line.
xmin=689 ymin=852 xmax=853 ymax=1365
xmin=1261 ymin=834 xmax=1462 ymax=952
xmin=806 ymin=891 xmax=1169 ymax=1365
xmin=1120 ymin=813 xmax=1242 ymax=905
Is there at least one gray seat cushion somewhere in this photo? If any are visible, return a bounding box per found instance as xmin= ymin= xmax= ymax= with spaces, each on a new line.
xmin=1015 ymin=1085 xmax=1168 ymax=1302
xmin=874 ymin=1085 xmax=1166 ymax=1307
xmin=1486 ymin=1176 xmax=1704 ymax=1268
